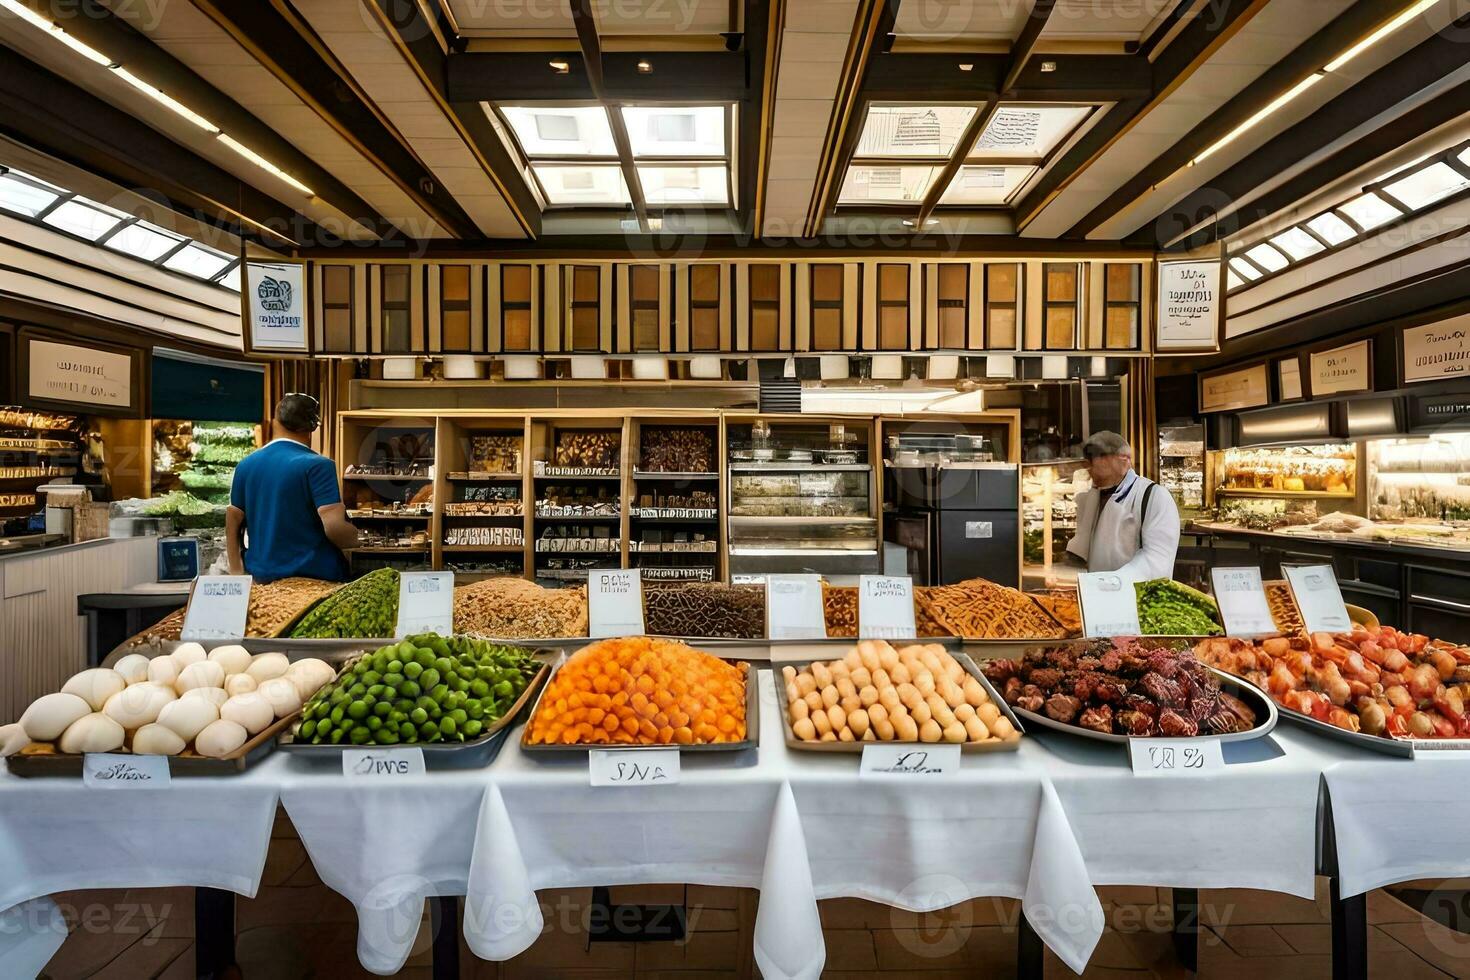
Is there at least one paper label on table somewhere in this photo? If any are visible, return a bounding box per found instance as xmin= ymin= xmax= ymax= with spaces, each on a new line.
xmin=181 ymin=575 xmax=252 ymax=640
xmin=858 ymin=576 xmax=916 ymax=639
xmin=82 ymin=753 xmax=171 ymax=788
xmin=859 ymin=743 xmax=961 ymax=778
xmin=1211 ymin=567 xmax=1278 ymax=636
xmin=767 ymin=574 xmax=826 ymax=640
xmin=1076 ymin=571 xmax=1141 ymax=637
xmin=395 ymin=571 xmax=454 ymax=637
xmin=588 ymin=569 xmax=645 ymax=637
xmin=1128 ymin=739 xmax=1224 ymax=777
xmin=589 ymin=749 xmax=680 ymax=786
xmin=1283 ymin=564 xmax=1352 ymax=634
xmin=341 ymin=748 xmax=426 ymax=779
xmin=732 ymin=574 xmax=765 ymax=585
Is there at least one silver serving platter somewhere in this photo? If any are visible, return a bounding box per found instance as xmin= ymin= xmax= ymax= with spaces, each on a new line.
xmin=1002 ymin=664 xmax=1278 ymax=745
xmin=520 ymin=660 xmax=759 ymax=754
xmin=1261 ymin=700 xmax=1470 ymax=759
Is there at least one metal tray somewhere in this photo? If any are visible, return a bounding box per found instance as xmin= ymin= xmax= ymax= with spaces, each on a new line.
xmin=6 ymin=712 xmax=296 ymax=778
xmin=277 ymin=657 xmax=549 ymax=769
xmin=1004 ymin=665 xmax=1277 ymax=745
xmin=520 ymin=660 xmax=759 ymax=754
xmin=1250 ymin=696 xmax=1470 ymax=759
xmin=778 ymin=651 xmax=1025 ymax=754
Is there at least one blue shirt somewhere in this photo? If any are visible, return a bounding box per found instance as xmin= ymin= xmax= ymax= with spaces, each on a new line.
xmin=230 ymin=440 xmax=349 ymax=583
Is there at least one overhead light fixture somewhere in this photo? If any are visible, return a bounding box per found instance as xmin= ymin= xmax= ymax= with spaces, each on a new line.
xmin=1325 ymin=0 xmax=1439 ymax=72
xmin=636 ymin=59 xmax=653 ymax=73
xmin=548 ymin=58 xmax=570 ymax=74
xmin=646 ymin=216 xmax=663 ymax=231
xmin=957 ymin=63 xmax=974 ymax=72
xmin=113 ymin=67 xmax=219 ymax=132
xmin=217 ymin=134 xmax=314 ymax=196
xmin=1039 ymin=60 xmax=1058 ymax=72
xmin=0 ymin=0 xmax=113 ymax=65
xmin=1192 ymin=73 xmax=1322 ymax=165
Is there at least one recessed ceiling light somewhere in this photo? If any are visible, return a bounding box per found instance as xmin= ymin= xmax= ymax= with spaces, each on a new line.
xmin=1039 ymin=61 xmax=1057 ymax=72
xmin=957 ymin=63 xmax=974 ymax=72
xmin=636 ymin=59 xmax=653 ymax=74
xmin=549 ymin=59 xmax=570 ymax=74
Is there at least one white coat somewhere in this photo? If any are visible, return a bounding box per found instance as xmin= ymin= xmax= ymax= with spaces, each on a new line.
xmin=1065 ymin=469 xmax=1180 ymax=582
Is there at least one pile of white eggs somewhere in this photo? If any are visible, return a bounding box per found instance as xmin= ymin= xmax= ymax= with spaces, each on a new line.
xmin=0 ymin=644 xmax=337 ymax=760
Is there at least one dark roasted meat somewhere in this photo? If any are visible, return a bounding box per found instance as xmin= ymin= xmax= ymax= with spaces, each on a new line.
xmin=1044 ymin=693 xmax=1082 ymax=723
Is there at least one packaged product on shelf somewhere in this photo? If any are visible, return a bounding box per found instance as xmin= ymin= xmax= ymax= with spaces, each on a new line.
xmin=643 ymin=582 xmax=764 ymax=639
xmin=289 ymin=568 xmax=400 ymax=638
xmin=469 ymin=434 xmax=522 ymax=474
xmin=552 ymin=430 xmax=620 ymax=470
xmin=639 ymin=427 xmax=714 ymax=473
xmin=453 ymin=578 xmax=588 ymax=637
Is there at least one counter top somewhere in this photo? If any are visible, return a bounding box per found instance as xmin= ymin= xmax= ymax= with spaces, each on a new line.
xmin=0 ymin=535 xmax=133 ymax=562
xmin=1189 ymin=522 xmax=1470 ymax=565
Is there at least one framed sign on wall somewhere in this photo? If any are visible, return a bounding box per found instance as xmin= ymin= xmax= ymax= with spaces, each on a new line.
xmin=1402 ymin=315 xmax=1470 ymax=384
xmin=1155 ymin=258 xmax=1223 ymax=353
xmin=1277 ymin=356 xmax=1304 ymax=402
xmin=1198 ymin=362 xmax=1269 ymax=414
xmin=1309 ymin=339 xmax=1372 ymax=397
xmin=242 ymin=259 xmax=310 ymax=354
xmin=17 ymin=328 xmax=142 ymax=417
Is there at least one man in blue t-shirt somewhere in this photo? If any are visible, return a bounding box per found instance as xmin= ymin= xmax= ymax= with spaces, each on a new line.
xmin=226 ymin=394 xmax=358 ymax=582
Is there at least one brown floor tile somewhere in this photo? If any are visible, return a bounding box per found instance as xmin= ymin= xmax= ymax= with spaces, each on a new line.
xmin=1199 ymin=888 xmax=1327 ymax=927
xmin=684 ymin=885 xmax=744 ymax=911
xmin=1373 ymin=889 xmax=1434 ymax=925
xmin=1377 ymin=921 xmax=1470 ymax=978
xmin=259 ymin=836 xmax=311 ymax=888
xmin=1214 ymin=923 xmax=1296 ymax=957
xmin=634 ymin=930 xmax=743 ymax=970
xmin=1273 ymin=922 xmax=1331 ymax=956
xmin=871 ymin=923 xmax=1015 ymax=971
xmin=1370 ymin=946 xmax=1454 ymax=979
xmin=235 ymin=884 xmax=356 ymax=930
xmin=821 ymin=928 xmax=878 ymax=971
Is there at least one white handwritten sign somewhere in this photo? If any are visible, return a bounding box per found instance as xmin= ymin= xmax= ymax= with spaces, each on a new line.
xmin=1210 ymin=567 xmax=1278 ymax=637
xmin=181 ymin=575 xmax=252 ymax=640
xmin=83 ymin=753 xmax=171 ymax=788
xmin=766 ymin=574 xmax=825 ymax=640
xmin=1156 ymin=260 xmax=1221 ymax=352
xmin=342 ymin=748 xmax=426 ymax=778
xmin=1404 ymin=318 xmax=1470 ymax=384
xmin=589 ymin=748 xmax=680 ymax=786
xmin=1129 ymin=739 xmax=1224 ymax=777
xmin=588 ymin=569 xmax=645 ymax=638
xmin=1077 ymin=571 xmax=1141 ymax=637
xmin=1284 ymin=564 xmax=1352 ymax=634
xmin=395 ymin=571 xmax=454 ymax=637
xmin=860 ymin=743 xmax=961 ymax=778
xmin=858 ymin=576 xmax=916 ymax=639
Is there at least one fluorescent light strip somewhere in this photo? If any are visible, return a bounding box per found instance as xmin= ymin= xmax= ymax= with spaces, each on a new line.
xmin=217 ymin=134 xmax=314 ymax=196
xmin=0 ymin=0 xmax=112 ymax=65
xmin=1192 ymin=73 xmax=1322 ymax=166
xmin=113 ymin=68 xmax=219 ymax=133
xmin=1325 ymin=0 xmax=1439 ymax=72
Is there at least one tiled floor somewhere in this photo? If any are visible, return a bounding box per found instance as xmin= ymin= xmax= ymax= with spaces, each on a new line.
xmin=33 ymin=815 xmax=1470 ymax=978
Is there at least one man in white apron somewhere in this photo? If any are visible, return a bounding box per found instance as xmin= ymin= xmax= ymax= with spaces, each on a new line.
xmin=1065 ymin=431 xmax=1180 ymax=582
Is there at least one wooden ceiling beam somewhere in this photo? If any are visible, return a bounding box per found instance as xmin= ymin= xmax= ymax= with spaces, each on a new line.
xmin=570 ymin=0 xmax=650 ymax=233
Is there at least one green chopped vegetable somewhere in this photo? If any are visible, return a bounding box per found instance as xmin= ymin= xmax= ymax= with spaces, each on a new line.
xmin=289 ymin=568 xmax=400 ymax=638
xmin=1135 ymin=578 xmax=1223 ymax=636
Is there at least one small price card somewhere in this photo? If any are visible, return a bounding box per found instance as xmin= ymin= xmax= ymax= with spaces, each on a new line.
xmin=395 ymin=571 xmax=455 ymax=637
xmin=1284 ymin=564 xmax=1352 ymax=634
xmin=859 ymin=743 xmax=960 ymax=779
xmin=588 ymin=569 xmax=645 ymax=638
xmin=181 ymin=575 xmax=252 ymax=640
xmin=83 ymin=753 xmax=171 ymax=789
xmin=342 ymin=748 xmax=426 ymax=779
xmin=1129 ymin=739 xmax=1224 ymax=777
xmin=1211 ymin=567 xmax=1277 ymax=636
xmin=1077 ymin=571 xmax=1141 ymax=637
xmin=858 ymin=576 xmax=916 ymax=639
xmin=766 ymin=574 xmax=826 ymax=640
xmin=589 ymin=749 xmax=680 ymax=786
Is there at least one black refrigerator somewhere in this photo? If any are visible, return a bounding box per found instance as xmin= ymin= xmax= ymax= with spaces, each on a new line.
xmin=886 ymin=464 xmax=1020 ymax=587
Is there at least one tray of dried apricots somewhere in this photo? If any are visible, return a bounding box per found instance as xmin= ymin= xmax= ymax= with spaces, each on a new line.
xmin=780 ymin=641 xmax=1024 ymax=754
xmin=521 ymin=636 xmax=757 ymax=753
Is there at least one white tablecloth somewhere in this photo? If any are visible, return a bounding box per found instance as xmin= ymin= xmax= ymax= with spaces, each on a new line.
xmin=0 ymin=898 xmax=66 ymax=979
xmin=1023 ymin=723 xmax=1330 ymax=899
xmin=0 ymin=766 xmax=280 ymax=913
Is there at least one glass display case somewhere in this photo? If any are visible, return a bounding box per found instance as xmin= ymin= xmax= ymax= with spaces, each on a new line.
xmin=1369 ymin=433 xmax=1470 ymax=522
xmin=726 ymin=419 xmax=878 ymax=578
xmin=1214 ymin=444 xmax=1357 ymax=496
xmin=1021 ymin=460 xmax=1087 ymax=588
xmin=1159 ymin=423 xmax=1204 ymax=514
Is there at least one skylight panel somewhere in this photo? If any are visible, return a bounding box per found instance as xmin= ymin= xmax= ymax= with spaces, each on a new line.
xmin=105 ymin=220 xmax=182 ymax=261
xmin=972 ymin=105 xmax=1090 ymax=158
xmin=1338 ymin=193 xmax=1401 ymax=231
xmin=1228 ymin=257 xmax=1262 ymax=281
xmin=938 ymin=165 xmax=1035 ymax=204
xmin=1306 ymin=211 xmax=1356 ymax=245
xmin=501 ymin=106 xmax=616 ymax=156
xmin=1382 ymin=161 xmax=1470 ymax=210
xmin=42 ymin=198 xmax=128 ymax=240
xmin=638 ymin=165 xmax=729 ymax=205
xmin=163 ymin=243 xmax=232 ymax=279
xmin=1269 ymin=226 xmax=1325 ymax=261
xmin=623 ymin=106 xmax=725 ymax=157
xmin=838 ymin=165 xmax=940 ymax=204
xmin=855 ymin=106 xmax=976 ymax=158
xmin=1244 ymin=243 xmax=1288 ymax=273
xmin=532 ymin=164 xmax=631 ymax=205
xmin=0 ymin=172 xmax=62 ymax=217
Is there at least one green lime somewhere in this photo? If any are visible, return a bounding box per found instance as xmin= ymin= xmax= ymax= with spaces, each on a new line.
xmin=387 ymin=659 xmax=404 ymax=674
xmin=463 ymin=719 xmax=483 ymax=738
xmin=400 ymin=681 xmax=421 ymax=699
xmin=367 ymin=684 xmax=386 ymax=699
xmin=404 ymin=661 xmax=423 ymax=680
xmin=383 ymin=672 xmax=405 ymax=688
xmin=299 ymin=719 xmax=317 ymax=739
xmin=494 ymin=681 xmax=514 ymax=698
xmin=366 ymin=715 xmax=382 ymax=731
xmin=420 ymin=721 xmax=440 ymax=740
xmin=363 ymin=670 xmax=382 ymax=686
xmin=410 ymin=707 xmax=428 ymax=725
xmin=440 ymin=717 xmax=457 ymax=738
xmin=419 ymin=668 xmax=441 ymax=690
xmin=349 ymin=727 xmax=371 ymax=745
xmin=467 ymin=701 xmax=485 ymax=720
xmin=470 ymin=679 xmax=490 ymax=698
xmin=346 ymin=701 xmax=368 ymax=721
xmin=348 ymin=682 xmax=367 ymax=698
xmin=415 ymin=649 xmax=436 ymax=668
xmin=373 ymin=700 xmax=392 ymax=717
xmin=374 ymin=728 xmax=397 ymax=745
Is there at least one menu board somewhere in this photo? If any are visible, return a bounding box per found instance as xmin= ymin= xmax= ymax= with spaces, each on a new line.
xmin=1403 ymin=316 xmax=1470 ymax=384
xmin=244 ymin=260 xmax=309 ymax=353
xmin=1309 ymin=340 xmax=1372 ymax=396
xmin=1156 ymin=259 xmax=1222 ymax=352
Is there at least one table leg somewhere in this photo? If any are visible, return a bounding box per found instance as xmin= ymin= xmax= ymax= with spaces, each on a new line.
xmin=1016 ymin=913 xmax=1044 ymax=980
xmin=193 ymin=887 xmax=236 ymax=980
xmin=430 ymin=896 xmax=460 ymax=980
xmin=1330 ymin=879 xmax=1367 ymax=980
xmin=1171 ymin=887 xmax=1198 ymax=973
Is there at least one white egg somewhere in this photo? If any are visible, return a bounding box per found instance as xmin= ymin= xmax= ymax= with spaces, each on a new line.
xmin=220 ymin=693 xmax=274 ymax=735
xmin=175 ymin=661 xmax=226 ymax=694
xmin=102 ymin=683 xmax=177 ymax=730
xmin=131 ymin=723 xmax=185 ymax=756
xmin=181 ymin=687 xmax=229 ymax=708
xmin=285 ymin=659 xmax=335 ymax=700
xmin=113 ymin=654 xmax=152 ymax=685
xmin=257 ymin=677 xmax=302 ymax=719
xmin=147 ymin=656 xmax=180 ymax=688
xmin=59 ymin=713 xmax=125 ymax=754
xmin=245 ymin=652 xmax=290 ymax=683
xmin=0 ymin=723 xmax=27 ymax=757
xmin=19 ymin=692 xmax=92 ymax=741
xmin=156 ymin=697 xmax=219 ymax=742
xmin=194 ymin=719 xmax=247 ymax=759
xmin=61 ymin=669 xmax=127 ymax=712
xmin=224 ymin=674 xmax=257 ymax=697
xmin=171 ymin=642 xmax=207 ymax=667
xmin=207 ymin=644 xmax=253 ymax=675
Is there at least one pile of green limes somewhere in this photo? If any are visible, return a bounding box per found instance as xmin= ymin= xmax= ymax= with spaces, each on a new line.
xmin=296 ymin=633 xmax=540 ymax=745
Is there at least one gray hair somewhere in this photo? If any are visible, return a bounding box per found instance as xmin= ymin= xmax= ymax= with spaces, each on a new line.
xmin=1082 ymin=431 xmax=1131 ymax=460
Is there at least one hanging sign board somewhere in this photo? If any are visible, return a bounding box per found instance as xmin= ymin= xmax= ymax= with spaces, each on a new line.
xmin=1403 ymin=317 xmax=1470 ymax=384
xmin=1309 ymin=340 xmax=1372 ymax=396
xmin=1283 ymin=564 xmax=1353 ymax=635
xmin=1077 ymin=571 xmax=1142 ymax=638
xmin=1199 ymin=363 xmax=1269 ymax=414
xmin=25 ymin=337 xmax=135 ymax=410
xmin=1155 ymin=259 xmax=1222 ymax=352
xmin=766 ymin=574 xmax=826 ymax=640
xmin=588 ymin=569 xmax=645 ymax=638
xmin=243 ymin=260 xmax=309 ymax=354
xmin=1210 ymin=567 xmax=1277 ymax=637
xmin=181 ymin=575 xmax=252 ymax=640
